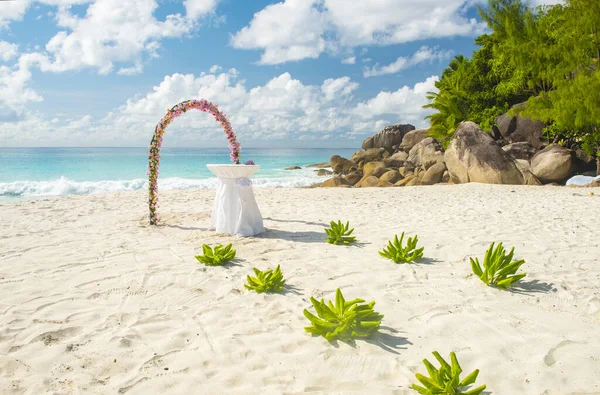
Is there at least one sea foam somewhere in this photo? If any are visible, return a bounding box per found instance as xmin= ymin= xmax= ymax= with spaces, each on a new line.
xmin=0 ymin=175 xmax=321 ymax=199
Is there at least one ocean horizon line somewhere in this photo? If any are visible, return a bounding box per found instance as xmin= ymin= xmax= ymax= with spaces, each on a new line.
xmin=0 ymin=146 xmax=358 ymax=150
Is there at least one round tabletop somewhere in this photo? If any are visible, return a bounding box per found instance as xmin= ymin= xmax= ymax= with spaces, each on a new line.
xmin=206 ymin=164 xmax=260 ymax=178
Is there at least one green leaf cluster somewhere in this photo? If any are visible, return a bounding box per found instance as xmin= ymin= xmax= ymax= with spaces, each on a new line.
xmin=303 ymin=288 xmax=383 ymax=341
xmin=379 ymin=232 xmax=424 ymax=263
xmin=470 ymin=242 xmax=526 ymax=288
xmin=325 ymin=220 xmax=356 ymax=245
xmin=412 ymin=351 xmax=486 ymax=395
xmin=244 ymin=265 xmax=286 ymax=293
xmin=195 ymin=243 xmax=236 ymax=266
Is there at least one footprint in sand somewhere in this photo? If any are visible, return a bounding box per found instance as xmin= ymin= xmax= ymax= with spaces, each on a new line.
xmin=29 ymin=326 xmax=82 ymax=346
xmin=543 ymin=340 xmax=580 ymax=366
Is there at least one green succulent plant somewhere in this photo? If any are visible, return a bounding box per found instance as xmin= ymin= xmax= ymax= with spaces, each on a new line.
xmin=195 ymin=243 xmax=236 ymax=266
xmin=244 ymin=265 xmax=286 ymax=293
xmin=412 ymin=351 xmax=486 ymax=395
xmin=303 ymin=288 xmax=383 ymax=341
xmin=470 ymin=242 xmax=526 ymax=289
xmin=379 ymin=232 xmax=424 ymax=263
xmin=325 ymin=220 xmax=356 ymax=245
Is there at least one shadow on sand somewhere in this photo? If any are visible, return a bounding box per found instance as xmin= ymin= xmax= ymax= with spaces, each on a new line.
xmin=257 ymin=228 xmax=372 ymax=247
xmin=365 ymin=327 xmax=412 ymax=354
xmin=164 ymin=224 xmax=211 ymax=231
xmin=414 ymin=257 xmax=442 ymax=265
xmin=256 ymin=228 xmax=326 ymax=243
xmin=509 ymin=279 xmax=555 ymax=295
xmin=264 ymin=217 xmax=329 ymax=227
xmin=321 ymin=326 xmax=411 ymax=354
xmin=260 ymin=284 xmax=304 ymax=296
xmin=196 ymin=259 xmax=244 ymax=269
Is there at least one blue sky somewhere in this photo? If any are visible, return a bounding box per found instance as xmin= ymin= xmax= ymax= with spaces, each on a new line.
xmin=0 ymin=0 xmax=559 ymax=148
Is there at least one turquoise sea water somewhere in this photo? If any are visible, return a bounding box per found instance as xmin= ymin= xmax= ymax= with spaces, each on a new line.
xmin=0 ymin=147 xmax=356 ymax=201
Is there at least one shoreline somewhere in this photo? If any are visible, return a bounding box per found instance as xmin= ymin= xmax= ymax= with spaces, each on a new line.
xmin=0 ymin=167 xmax=333 ymax=203
xmin=2 ymin=184 xmax=600 ymax=393
xmin=2 ymin=179 xmax=598 ymax=205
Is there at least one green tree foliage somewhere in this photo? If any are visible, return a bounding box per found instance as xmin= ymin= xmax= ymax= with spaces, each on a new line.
xmin=424 ymin=34 xmax=526 ymax=147
xmin=521 ymin=0 xmax=600 ymax=171
xmin=478 ymin=0 xmax=546 ymax=96
xmin=424 ymin=0 xmax=600 ymax=173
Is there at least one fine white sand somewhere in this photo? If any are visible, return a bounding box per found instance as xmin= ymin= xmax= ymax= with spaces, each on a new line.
xmin=1 ymin=184 xmax=600 ymax=394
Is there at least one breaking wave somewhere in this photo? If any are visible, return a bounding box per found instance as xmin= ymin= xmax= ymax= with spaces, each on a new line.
xmin=0 ymin=175 xmax=321 ymax=199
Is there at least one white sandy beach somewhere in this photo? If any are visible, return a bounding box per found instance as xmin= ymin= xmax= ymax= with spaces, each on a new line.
xmin=1 ymin=184 xmax=600 ymax=394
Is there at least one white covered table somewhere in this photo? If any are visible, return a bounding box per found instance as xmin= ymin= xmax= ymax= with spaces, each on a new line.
xmin=206 ymin=164 xmax=265 ymax=237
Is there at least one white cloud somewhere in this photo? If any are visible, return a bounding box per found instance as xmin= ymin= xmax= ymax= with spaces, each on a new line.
xmin=321 ymin=77 xmax=359 ymax=101
xmin=366 ymin=58 xmax=409 ymax=78
xmin=1 ymin=0 xmax=107 ymax=29
xmin=324 ymin=0 xmax=484 ymax=46
xmin=34 ymin=0 xmax=194 ymax=75
xmin=0 ymin=0 xmax=31 ymax=28
xmin=1 ymin=69 xmax=437 ymax=146
xmin=123 ymin=68 xmax=247 ymax=117
xmin=354 ymin=76 xmax=439 ymax=124
xmin=0 ymin=0 xmax=224 ymax=112
xmin=209 ymin=64 xmax=222 ymax=73
xmin=230 ymin=0 xmax=328 ymax=65
xmin=341 ymin=56 xmax=355 ymax=64
xmin=231 ymin=0 xmax=486 ymax=64
xmin=1 ymin=0 xmax=221 ymax=29
xmin=0 ymin=113 xmax=107 ymax=146
xmin=117 ymin=62 xmax=143 ymax=76
xmin=1 ymin=0 xmax=220 ymax=78
xmin=0 ymin=60 xmax=43 ymax=110
xmin=184 ymin=0 xmax=220 ymax=20
xmin=0 ymin=41 xmax=18 ymax=61
xmin=245 ymin=73 xmax=318 ymax=114
xmin=364 ymin=46 xmax=453 ymax=77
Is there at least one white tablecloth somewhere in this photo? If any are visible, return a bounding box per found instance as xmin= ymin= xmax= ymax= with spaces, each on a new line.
xmin=207 ymin=165 xmax=265 ymax=237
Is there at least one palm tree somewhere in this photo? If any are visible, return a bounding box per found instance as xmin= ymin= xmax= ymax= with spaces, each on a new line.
xmin=423 ymin=56 xmax=471 ymax=148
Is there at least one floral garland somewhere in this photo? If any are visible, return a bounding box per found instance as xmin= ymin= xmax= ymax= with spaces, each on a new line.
xmin=147 ymin=99 xmax=241 ymax=225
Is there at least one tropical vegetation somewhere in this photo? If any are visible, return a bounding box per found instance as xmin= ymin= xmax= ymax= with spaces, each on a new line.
xmin=424 ymin=0 xmax=600 ymax=174
xmin=303 ymin=288 xmax=383 ymax=341
xmin=195 ymin=243 xmax=237 ymax=266
xmin=325 ymin=220 xmax=357 ymax=245
xmin=379 ymin=232 xmax=425 ymax=264
xmin=244 ymin=265 xmax=286 ymax=293
xmin=470 ymin=242 xmax=526 ymax=289
xmin=412 ymin=351 xmax=486 ymax=395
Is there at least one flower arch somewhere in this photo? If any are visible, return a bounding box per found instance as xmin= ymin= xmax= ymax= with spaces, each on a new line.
xmin=147 ymin=99 xmax=240 ymax=225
